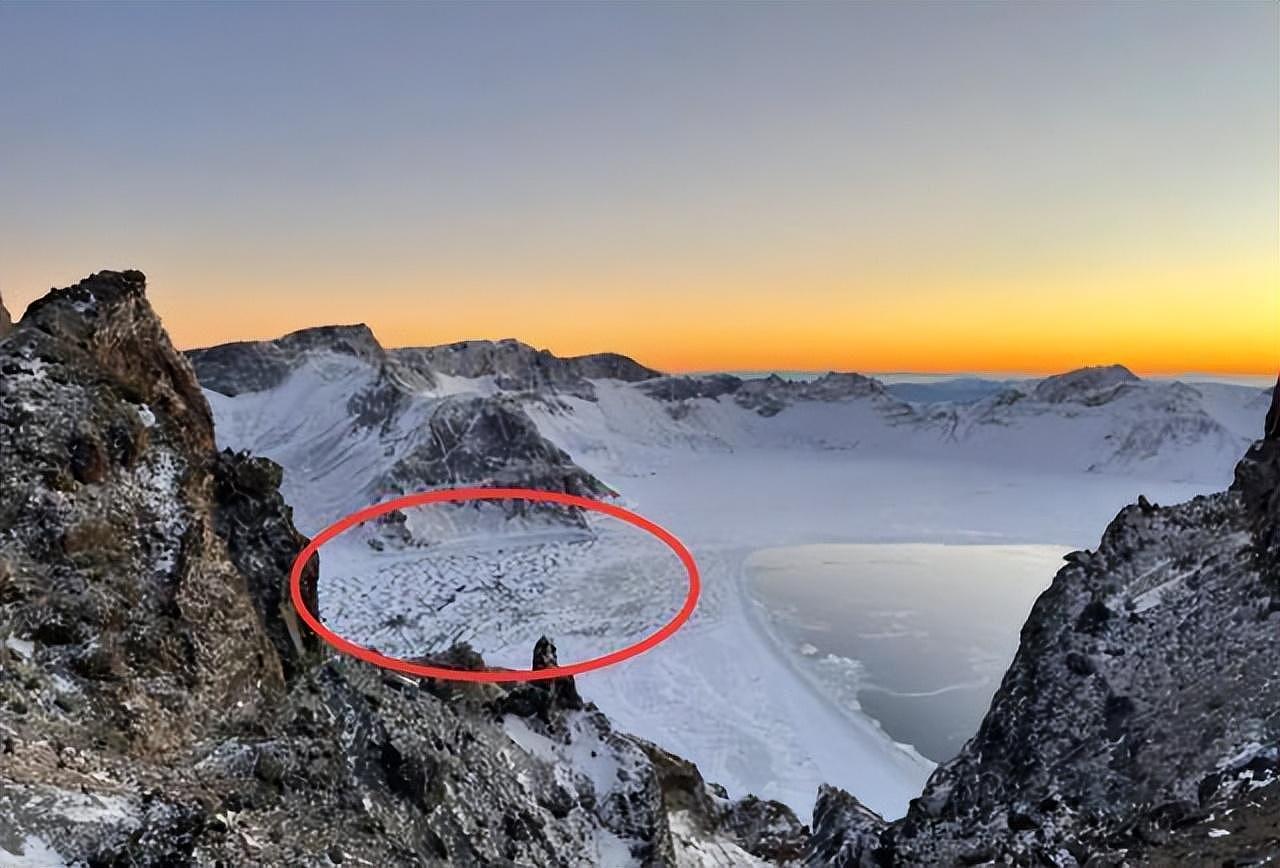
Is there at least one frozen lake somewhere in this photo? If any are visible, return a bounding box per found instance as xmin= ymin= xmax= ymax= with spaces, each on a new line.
xmin=746 ymin=543 xmax=1069 ymax=762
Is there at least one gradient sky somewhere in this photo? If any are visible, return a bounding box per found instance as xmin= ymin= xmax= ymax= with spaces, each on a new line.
xmin=1 ymin=2 xmax=1276 ymax=375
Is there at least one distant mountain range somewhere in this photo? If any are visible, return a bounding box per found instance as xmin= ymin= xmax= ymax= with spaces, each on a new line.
xmin=187 ymin=322 xmax=1270 ymax=546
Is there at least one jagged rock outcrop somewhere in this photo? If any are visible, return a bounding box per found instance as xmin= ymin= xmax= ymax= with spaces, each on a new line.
xmin=531 ymin=634 xmax=583 ymax=710
xmin=0 ymin=271 xmax=286 ymax=751
xmin=381 ymin=395 xmax=608 ymax=499
xmin=0 ymin=270 xmax=781 ymax=867
xmin=1234 ymin=381 xmax=1280 ymax=582
xmin=374 ymin=394 xmax=612 ymax=538
xmin=211 ymin=449 xmax=321 ymax=680
xmin=634 ymin=739 xmax=808 ymax=866
xmin=0 ymin=291 xmax=12 ymax=339
xmin=808 ymin=377 xmax=1280 ymax=865
xmin=807 ymin=784 xmax=888 ymax=867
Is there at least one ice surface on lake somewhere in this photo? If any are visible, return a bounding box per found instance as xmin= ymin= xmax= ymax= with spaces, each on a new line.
xmin=746 ymin=543 xmax=1069 ymax=762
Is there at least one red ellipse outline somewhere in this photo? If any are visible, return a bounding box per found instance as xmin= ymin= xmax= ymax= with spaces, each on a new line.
xmin=289 ymin=487 xmax=700 ymax=683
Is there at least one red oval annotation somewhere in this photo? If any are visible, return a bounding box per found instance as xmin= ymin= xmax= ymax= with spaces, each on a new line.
xmin=288 ymin=487 xmax=700 ymax=683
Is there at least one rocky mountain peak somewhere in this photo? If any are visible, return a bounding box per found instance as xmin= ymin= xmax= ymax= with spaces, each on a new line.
xmin=733 ymin=370 xmax=894 ymax=417
xmin=272 ymin=322 xmax=383 ymax=362
xmin=0 ymin=270 xmax=291 ymax=757
xmin=20 ymin=270 xmax=216 ymax=454
xmin=188 ymin=321 xmax=386 ymax=397
xmin=561 ymin=350 xmax=663 ymax=383
xmin=1032 ymin=363 xmax=1140 ymax=404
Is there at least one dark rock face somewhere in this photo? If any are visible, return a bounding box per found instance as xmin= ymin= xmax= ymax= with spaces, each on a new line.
xmin=531 ymin=634 xmax=583 ymax=711
xmin=0 ymin=291 xmax=12 ymax=339
xmin=641 ymin=373 xmax=745 ymax=403
xmin=1 ymin=271 xmax=778 ymax=867
xmin=376 ymin=395 xmax=611 ymax=535
xmin=1233 ymin=379 xmax=1280 ymax=581
xmin=566 ymin=351 xmax=662 ymax=383
xmin=381 ymin=395 xmax=606 ymax=497
xmin=211 ymin=449 xmax=321 ymax=680
xmin=807 ymin=784 xmax=888 ymax=868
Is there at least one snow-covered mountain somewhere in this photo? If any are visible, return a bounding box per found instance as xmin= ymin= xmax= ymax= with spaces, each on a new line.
xmin=192 ymin=325 xmax=1267 ymax=517
xmin=187 ymin=320 xmax=1270 ymax=823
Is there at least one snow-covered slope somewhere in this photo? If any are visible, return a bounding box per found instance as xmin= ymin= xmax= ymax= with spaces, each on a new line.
xmin=190 ymin=332 xmax=1271 ymax=820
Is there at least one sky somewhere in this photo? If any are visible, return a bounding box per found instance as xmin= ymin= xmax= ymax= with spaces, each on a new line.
xmin=1 ymin=2 xmax=1276 ymax=376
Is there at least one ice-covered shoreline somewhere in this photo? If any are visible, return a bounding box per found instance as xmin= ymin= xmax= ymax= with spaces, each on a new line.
xmin=737 ymin=546 xmax=938 ymax=802
xmin=742 ymin=543 xmax=1069 ymax=766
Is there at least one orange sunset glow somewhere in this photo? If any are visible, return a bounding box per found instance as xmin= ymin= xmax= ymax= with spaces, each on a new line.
xmin=1 ymin=3 xmax=1276 ymax=377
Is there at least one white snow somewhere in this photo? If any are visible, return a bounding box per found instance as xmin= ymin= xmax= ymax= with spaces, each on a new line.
xmin=594 ymin=829 xmax=642 ymax=868
xmin=5 ymin=636 xmax=34 ymax=661
xmin=669 ymin=810 xmax=773 ymax=867
xmin=204 ymin=362 xmax=1266 ymax=822
xmin=0 ymin=836 xmax=66 ymax=867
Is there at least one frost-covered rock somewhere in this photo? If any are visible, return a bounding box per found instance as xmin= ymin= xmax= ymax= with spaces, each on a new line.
xmin=372 ymin=394 xmax=611 ymax=540
xmin=807 ymin=784 xmax=887 ymax=867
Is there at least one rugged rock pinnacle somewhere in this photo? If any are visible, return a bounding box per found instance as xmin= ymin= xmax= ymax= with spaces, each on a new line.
xmin=532 ymin=634 xmax=583 ymax=710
